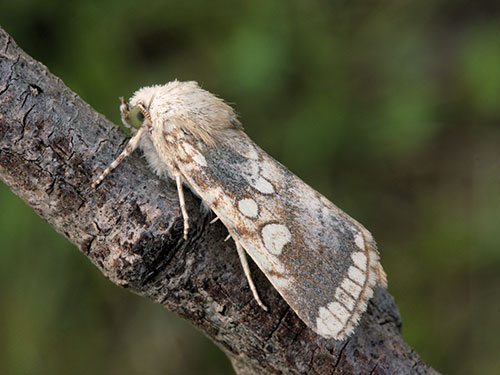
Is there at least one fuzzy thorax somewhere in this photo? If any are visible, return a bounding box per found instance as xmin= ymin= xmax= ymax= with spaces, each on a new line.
xmin=128 ymin=81 xmax=242 ymax=147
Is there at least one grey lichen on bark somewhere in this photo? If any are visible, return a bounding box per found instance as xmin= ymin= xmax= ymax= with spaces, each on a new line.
xmin=0 ymin=27 xmax=438 ymax=375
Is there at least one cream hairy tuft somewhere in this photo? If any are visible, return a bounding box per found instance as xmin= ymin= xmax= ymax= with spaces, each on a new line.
xmin=129 ymin=81 xmax=242 ymax=146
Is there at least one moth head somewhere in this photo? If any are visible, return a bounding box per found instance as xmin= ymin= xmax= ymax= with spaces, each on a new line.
xmin=125 ymin=81 xmax=242 ymax=146
xmin=121 ymin=85 xmax=160 ymax=133
xmin=127 ymin=105 xmax=146 ymax=129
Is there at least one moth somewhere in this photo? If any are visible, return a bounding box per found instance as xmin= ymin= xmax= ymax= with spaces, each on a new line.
xmin=92 ymin=81 xmax=387 ymax=339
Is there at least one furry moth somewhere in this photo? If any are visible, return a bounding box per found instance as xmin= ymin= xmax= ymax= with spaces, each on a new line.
xmin=92 ymin=81 xmax=387 ymax=339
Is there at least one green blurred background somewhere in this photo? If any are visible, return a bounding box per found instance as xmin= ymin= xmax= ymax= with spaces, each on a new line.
xmin=1 ymin=1 xmax=500 ymax=374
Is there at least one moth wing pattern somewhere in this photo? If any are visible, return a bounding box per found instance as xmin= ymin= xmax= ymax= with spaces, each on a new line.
xmin=166 ymin=128 xmax=386 ymax=339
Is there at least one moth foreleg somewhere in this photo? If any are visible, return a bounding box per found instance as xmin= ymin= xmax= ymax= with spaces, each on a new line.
xmin=234 ymin=239 xmax=268 ymax=311
xmin=175 ymin=173 xmax=189 ymax=240
xmin=92 ymin=126 xmax=146 ymax=189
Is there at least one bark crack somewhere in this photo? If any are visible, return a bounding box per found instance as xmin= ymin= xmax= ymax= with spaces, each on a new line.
xmin=332 ymin=339 xmax=349 ymax=373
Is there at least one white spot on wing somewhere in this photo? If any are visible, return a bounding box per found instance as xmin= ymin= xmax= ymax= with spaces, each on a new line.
xmin=241 ymin=163 xmax=275 ymax=194
xmin=316 ymin=301 xmax=353 ymax=338
xmin=351 ymin=251 xmax=367 ymax=270
xmin=334 ymin=287 xmax=356 ymax=311
xmin=232 ymin=138 xmax=260 ymax=160
xmin=341 ymin=278 xmax=362 ymax=298
xmin=327 ymin=302 xmax=350 ymax=323
xmin=316 ymin=306 xmax=344 ymax=338
xmin=238 ymin=198 xmax=258 ymax=218
xmin=260 ymin=158 xmax=282 ymax=180
xmin=317 ymin=267 xmax=375 ymax=339
xmin=262 ymin=224 xmax=291 ymax=255
xmin=348 ymin=266 xmax=366 ymax=285
xmin=252 ymin=176 xmax=275 ymax=194
xmin=354 ymin=233 xmax=365 ymax=250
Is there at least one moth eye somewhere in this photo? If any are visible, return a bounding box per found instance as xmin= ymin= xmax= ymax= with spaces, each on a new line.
xmin=128 ymin=105 xmax=145 ymax=129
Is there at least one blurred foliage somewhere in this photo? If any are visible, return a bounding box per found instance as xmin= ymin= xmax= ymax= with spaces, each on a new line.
xmin=1 ymin=1 xmax=500 ymax=374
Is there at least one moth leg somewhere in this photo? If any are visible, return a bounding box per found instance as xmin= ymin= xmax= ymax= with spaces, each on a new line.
xmin=175 ymin=173 xmax=190 ymax=240
xmin=234 ymin=239 xmax=268 ymax=311
xmin=92 ymin=126 xmax=146 ymax=189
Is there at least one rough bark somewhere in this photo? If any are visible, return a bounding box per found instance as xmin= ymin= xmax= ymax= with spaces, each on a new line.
xmin=0 ymin=27 xmax=438 ymax=375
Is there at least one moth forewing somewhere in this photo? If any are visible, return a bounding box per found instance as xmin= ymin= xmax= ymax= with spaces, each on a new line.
xmin=93 ymin=81 xmax=387 ymax=340
xmin=168 ymin=129 xmax=385 ymax=339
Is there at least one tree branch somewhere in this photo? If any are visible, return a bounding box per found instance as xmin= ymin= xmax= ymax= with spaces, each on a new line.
xmin=0 ymin=27 xmax=438 ymax=375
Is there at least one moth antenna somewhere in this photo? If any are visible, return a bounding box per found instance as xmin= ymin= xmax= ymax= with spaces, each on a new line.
xmin=210 ymin=217 xmax=219 ymax=224
xmin=137 ymin=102 xmax=153 ymax=123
